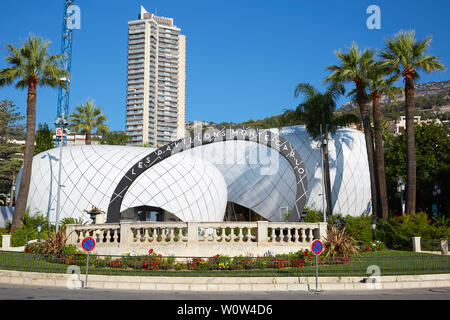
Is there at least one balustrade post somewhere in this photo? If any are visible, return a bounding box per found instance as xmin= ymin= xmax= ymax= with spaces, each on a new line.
xmin=187 ymin=222 xmax=199 ymax=247
xmin=441 ymin=239 xmax=448 ymax=255
xmin=257 ymin=221 xmax=268 ymax=247
xmin=65 ymin=224 xmax=77 ymax=245
xmin=1 ymin=235 xmax=11 ymax=249
xmin=315 ymin=222 xmax=328 ymax=241
xmin=412 ymin=237 xmax=421 ymax=252
xmin=119 ymin=221 xmax=133 ymax=249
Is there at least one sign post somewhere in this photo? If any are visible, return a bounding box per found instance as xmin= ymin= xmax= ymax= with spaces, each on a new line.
xmin=81 ymin=237 xmax=96 ymax=289
xmin=311 ymin=239 xmax=324 ymax=292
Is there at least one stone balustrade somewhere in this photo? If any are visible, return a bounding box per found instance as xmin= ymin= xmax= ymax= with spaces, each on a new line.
xmin=65 ymin=221 xmax=327 ymax=257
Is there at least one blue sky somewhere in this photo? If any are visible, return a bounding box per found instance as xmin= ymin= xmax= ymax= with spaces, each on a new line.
xmin=0 ymin=0 xmax=449 ymax=131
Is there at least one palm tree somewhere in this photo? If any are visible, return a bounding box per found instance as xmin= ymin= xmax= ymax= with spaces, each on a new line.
xmin=380 ymin=30 xmax=445 ymax=215
xmin=366 ymin=62 xmax=403 ymax=219
xmin=283 ymin=83 xmax=359 ymax=217
xmin=0 ymin=35 xmax=67 ymax=231
xmin=100 ymin=131 xmax=131 ymax=145
xmin=324 ymin=42 xmax=380 ymax=218
xmin=69 ymin=100 xmax=109 ymax=145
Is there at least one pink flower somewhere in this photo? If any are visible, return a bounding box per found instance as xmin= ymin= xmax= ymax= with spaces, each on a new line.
xmin=158 ymin=254 xmax=162 ymax=257
xmin=148 ymin=249 xmax=153 ymax=254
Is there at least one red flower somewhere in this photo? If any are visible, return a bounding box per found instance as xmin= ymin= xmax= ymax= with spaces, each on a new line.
xmin=158 ymin=254 xmax=162 ymax=257
xmin=148 ymin=249 xmax=153 ymax=254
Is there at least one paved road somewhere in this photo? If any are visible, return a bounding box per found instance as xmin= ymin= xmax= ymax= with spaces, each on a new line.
xmin=0 ymin=283 xmax=449 ymax=300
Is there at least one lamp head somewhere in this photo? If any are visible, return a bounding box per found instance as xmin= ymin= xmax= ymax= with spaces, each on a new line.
xmin=434 ymin=183 xmax=441 ymax=195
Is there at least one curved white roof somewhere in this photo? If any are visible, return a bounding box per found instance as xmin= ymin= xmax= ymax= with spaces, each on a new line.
xmin=17 ymin=126 xmax=372 ymax=223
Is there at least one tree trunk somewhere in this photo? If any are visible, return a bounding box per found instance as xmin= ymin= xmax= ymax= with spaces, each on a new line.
xmin=11 ymin=82 xmax=37 ymax=232
xmin=86 ymin=131 xmax=92 ymax=145
xmin=404 ymin=73 xmax=416 ymax=215
xmin=355 ymin=80 xmax=379 ymax=217
xmin=322 ymin=139 xmax=333 ymax=217
xmin=373 ymin=94 xmax=389 ymax=219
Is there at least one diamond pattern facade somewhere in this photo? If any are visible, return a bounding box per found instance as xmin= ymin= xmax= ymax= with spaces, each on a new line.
xmin=17 ymin=126 xmax=371 ymax=223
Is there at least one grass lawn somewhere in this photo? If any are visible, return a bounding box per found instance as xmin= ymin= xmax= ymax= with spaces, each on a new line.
xmin=0 ymin=250 xmax=448 ymax=277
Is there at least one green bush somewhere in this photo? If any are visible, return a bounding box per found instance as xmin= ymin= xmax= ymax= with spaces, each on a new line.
xmin=61 ymin=244 xmax=79 ymax=256
xmin=303 ymin=207 xmax=323 ymax=222
xmin=377 ymin=212 xmax=441 ymax=250
xmin=24 ymin=242 xmax=46 ymax=253
xmin=60 ymin=217 xmax=86 ymax=228
xmin=343 ymin=215 xmax=374 ymax=245
xmin=432 ymin=216 xmax=450 ymax=239
xmin=11 ymin=228 xmax=37 ymax=247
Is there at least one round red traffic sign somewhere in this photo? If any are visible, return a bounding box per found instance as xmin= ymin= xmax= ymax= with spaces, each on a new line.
xmin=311 ymin=240 xmax=324 ymax=255
xmin=81 ymin=237 xmax=96 ymax=252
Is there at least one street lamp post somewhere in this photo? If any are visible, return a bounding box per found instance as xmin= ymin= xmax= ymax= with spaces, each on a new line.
xmin=432 ymin=182 xmax=441 ymax=219
xmin=54 ymin=112 xmax=69 ymax=232
xmin=371 ymin=218 xmax=376 ymax=243
xmin=37 ymin=220 xmax=42 ymax=242
xmin=319 ymin=124 xmax=326 ymax=223
xmin=397 ymin=176 xmax=406 ymax=215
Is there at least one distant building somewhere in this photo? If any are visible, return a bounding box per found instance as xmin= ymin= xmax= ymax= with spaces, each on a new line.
xmin=52 ymin=132 xmax=102 ymax=146
xmin=125 ymin=6 xmax=186 ymax=147
xmin=185 ymin=121 xmax=216 ymax=132
xmin=390 ymin=116 xmax=442 ymax=135
xmin=345 ymin=123 xmax=362 ymax=131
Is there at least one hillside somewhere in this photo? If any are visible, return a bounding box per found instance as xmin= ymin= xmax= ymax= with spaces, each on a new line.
xmin=339 ymin=80 xmax=450 ymax=115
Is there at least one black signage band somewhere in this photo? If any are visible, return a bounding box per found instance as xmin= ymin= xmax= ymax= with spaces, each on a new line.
xmin=107 ymin=127 xmax=308 ymax=222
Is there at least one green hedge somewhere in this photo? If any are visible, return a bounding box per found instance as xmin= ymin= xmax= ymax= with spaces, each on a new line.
xmin=341 ymin=213 xmax=450 ymax=250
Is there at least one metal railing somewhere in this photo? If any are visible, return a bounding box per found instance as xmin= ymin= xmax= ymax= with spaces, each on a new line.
xmin=0 ymin=251 xmax=449 ymax=277
xmin=421 ymin=238 xmax=447 ymax=252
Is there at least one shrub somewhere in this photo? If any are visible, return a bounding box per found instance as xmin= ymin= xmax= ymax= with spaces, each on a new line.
xmin=207 ymin=254 xmax=231 ymax=270
xmin=186 ymin=258 xmax=206 ymax=270
xmin=324 ymin=225 xmax=360 ymax=257
xmin=303 ymin=207 xmax=323 ymax=222
xmin=141 ymin=251 xmax=172 ymax=270
xmin=327 ymin=214 xmax=346 ymax=227
xmin=432 ymin=216 xmax=450 ymax=239
xmin=61 ymin=244 xmax=79 ymax=256
xmin=11 ymin=228 xmax=37 ymax=247
xmin=361 ymin=240 xmax=387 ymax=253
xmin=39 ymin=229 xmax=67 ymax=255
xmin=377 ymin=212 xmax=436 ymax=250
xmin=60 ymin=217 xmax=86 ymax=228
xmin=24 ymin=242 xmax=45 ymax=253
xmin=343 ymin=215 xmax=374 ymax=245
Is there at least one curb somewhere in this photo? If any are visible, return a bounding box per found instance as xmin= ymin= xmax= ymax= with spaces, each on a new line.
xmin=1 ymin=270 xmax=450 ymax=291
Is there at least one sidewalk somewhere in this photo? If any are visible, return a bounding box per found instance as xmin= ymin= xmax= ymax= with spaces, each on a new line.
xmin=0 ymin=269 xmax=449 ymax=291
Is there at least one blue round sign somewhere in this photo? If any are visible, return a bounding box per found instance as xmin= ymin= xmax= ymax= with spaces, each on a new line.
xmin=311 ymin=240 xmax=324 ymax=255
xmin=82 ymin=237 xmax=96 ymax=252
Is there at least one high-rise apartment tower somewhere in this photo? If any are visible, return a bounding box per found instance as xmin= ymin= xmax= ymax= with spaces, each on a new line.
xmin=126 ymin=6 xmax=186 ymax=146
